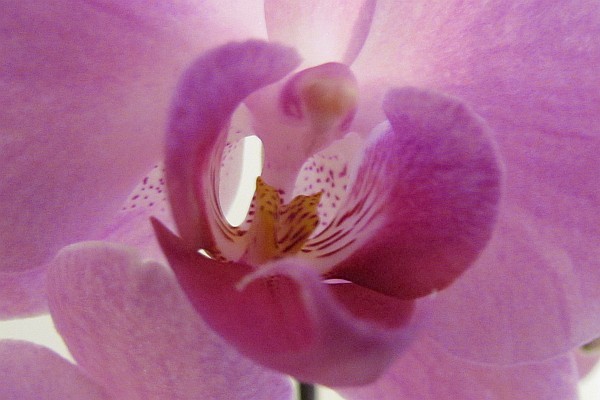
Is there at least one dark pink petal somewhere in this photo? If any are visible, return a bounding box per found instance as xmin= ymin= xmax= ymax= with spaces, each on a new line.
xmin=328 ymin=88 xmax=502 ymax=299
xmin=153 ymin=219 xmax=419 ymax=386
xmin=0 ymin=340 xmax=111 ymax=400
xmin=0 ymin=0 xmax=265 ymax=316
xmin=337 ymin=336 xmax=578 ymax=400
xmin=264 ymin=0 xmax=376 ymax=65
xmin=47 ymin=241 xmax=292 ymax=400
xmin=165 ymin=40 xmax=300 ymax=250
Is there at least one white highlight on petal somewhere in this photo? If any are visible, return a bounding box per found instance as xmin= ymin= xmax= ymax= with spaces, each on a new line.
xmin=197 ymin=249 xmax=215 ymax=259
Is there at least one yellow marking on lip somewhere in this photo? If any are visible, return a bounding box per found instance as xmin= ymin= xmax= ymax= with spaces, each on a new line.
xmin=242 ymin=177 xmax=322 ymax=265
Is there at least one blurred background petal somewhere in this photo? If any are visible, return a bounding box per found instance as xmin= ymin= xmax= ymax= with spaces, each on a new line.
xmin=0 ymin=340 xmax=111 ymax=400
xmin=47 ymin=241 xmax=292 ymax=400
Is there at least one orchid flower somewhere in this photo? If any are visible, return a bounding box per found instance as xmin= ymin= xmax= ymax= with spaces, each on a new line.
xmin=1 ymin=1 xmax=599 ymax=399
xmin=147 ymin=37 xmax=503 ymax=387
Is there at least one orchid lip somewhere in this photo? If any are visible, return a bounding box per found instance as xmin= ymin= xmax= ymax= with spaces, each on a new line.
xmin=202 ymin=121 xmax=383 ymax=280
xmin=239 ymin=177 xmax=322 ymax=265
xmin=197 ymin=126 xmax=378 ymax=280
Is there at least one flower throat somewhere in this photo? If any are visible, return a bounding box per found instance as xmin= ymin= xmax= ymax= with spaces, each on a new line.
xmin=241 ymin=177 xmax=322 ymax=265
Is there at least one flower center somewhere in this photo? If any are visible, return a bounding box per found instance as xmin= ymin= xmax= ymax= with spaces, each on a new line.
xmin=242 ymin=177 xmax=322 ymax=265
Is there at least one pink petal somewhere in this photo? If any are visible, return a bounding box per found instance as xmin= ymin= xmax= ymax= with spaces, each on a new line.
xmin=349 ymin=1 xmax=600 ymax=364
xmin=264 ymin=0 xmax=376 ymax=66
xmin=336 ymin=335 xmax=579 ymax=400
xmin=0 ymin=340 xmax=110 ymax=400
xmin=1 ymin=1 xmax=266 ymax=315
xmin=101 ymin=163 xmax=172 ymax=264
xmin=427 ymin=122 xmax=600 ymax=363
xmin=576 ymin=350 xmax=599 ymax=379
xmin=328 ymin=88 xmax=503 ymax=299
xmin=153 ymin=219 xmax=419 ymax=386
xmin=165 ymin=40 xmax=300 ymax=251
xmin=0 ymin=267 xmax=47 ymax=319
xmin=428 ymin=186 xmax=600 ymax=363
xmin=351 ymin=1 xmax=600 ymax=136
xmin=47 ymin=241 xmax=292 ymax=400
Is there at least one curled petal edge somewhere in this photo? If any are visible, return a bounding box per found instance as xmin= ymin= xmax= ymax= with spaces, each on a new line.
xmin=165 ymin=40 xmax=301 ymax=251
xmin=152 ymin=217 xmax=419 ymax=386
xmin=329 ymin=87 xmax=503 ymax=299
xmin=0 ymin=340 xmax=110 ymax=400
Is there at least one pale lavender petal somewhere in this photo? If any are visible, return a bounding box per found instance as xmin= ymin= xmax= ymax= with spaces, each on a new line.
xmin=265 ymin=0 xmax=376 ymax=65
xmin=576 ymin=349 xmax=599 ymax=379
xmin=0 ymin=340 xmax=111 ymax=400
xmin=326 ymin=88 xmax=502 ymax=299
xmin=47 ymin=241 xmax=292 ymax=400
xmin=0 ymin=267 xmax=47 ymax=319
xmin=153 ymin=219 xmax=419 ymax=386
xmin=0 ymin=0 xmax=266 ymax=315
xmin=165 ymin=40 xmax=300 ymax=250
xmin=428 ymin=117 xmax=600 ymax=363
xmin=352 ymin=1 xmax=600 ymax=136
xmin=428 ymin=186 xmax=600 ymax=363
xmin=101 ymin=163 xmax=172 ymax=264
xmin=350 ymin=1 xmax=600 ymax=362
xmin=337 ymin=336 xmax=579 ymax=400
